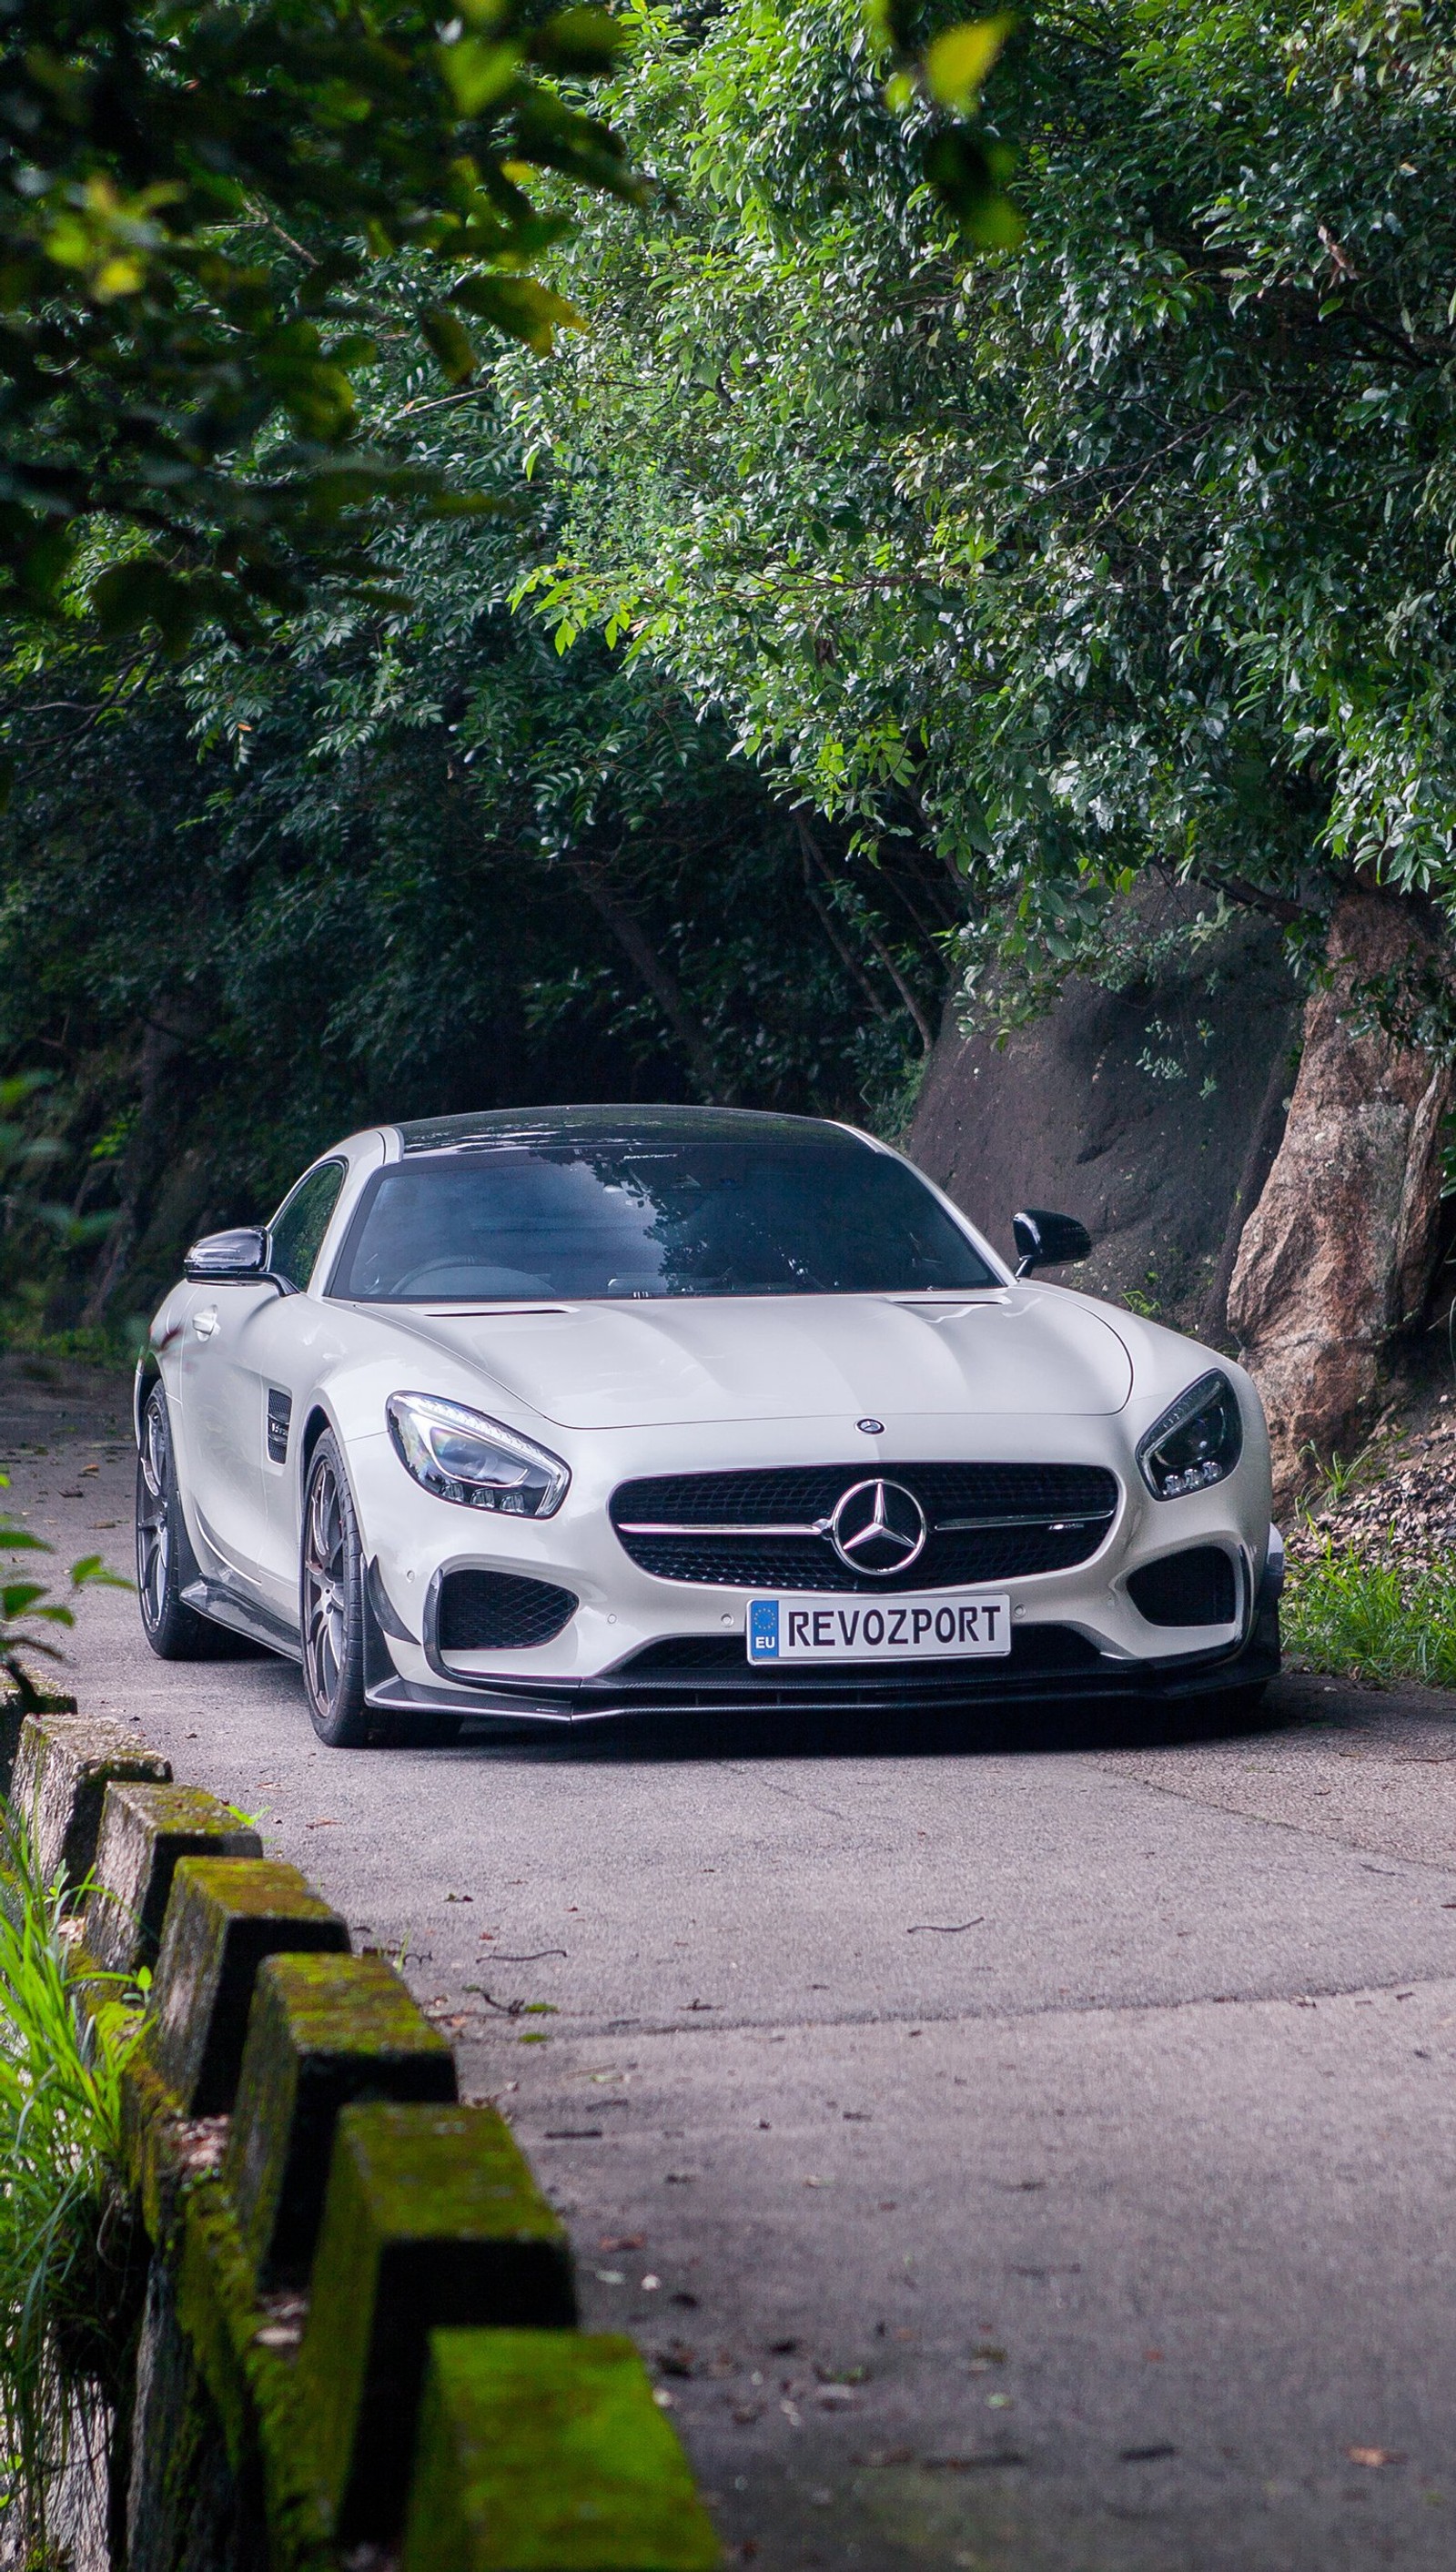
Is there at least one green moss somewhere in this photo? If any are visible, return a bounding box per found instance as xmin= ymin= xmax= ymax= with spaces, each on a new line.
xmin=148 ymin=1858 xmax=349 ymax=2115
xmin=11 ymin=1711 xmax=172 ymax=1888
xmin=226 ymin=1951 xmax=457 ymax=2290
xmin=401 ymin=2332 xmax=721 ymax=2572
xmin=295 ymin=2102 xmax=577 ymax=2542
xmin=85 ymin=1781 xmax=262 ymax=1973
xmin=176 ymin=2169 xmax=338 ymax=2572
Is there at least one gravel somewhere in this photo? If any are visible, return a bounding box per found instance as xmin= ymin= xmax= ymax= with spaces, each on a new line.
xmin=1286 ymin=1417 xmax=1456 ymax=1575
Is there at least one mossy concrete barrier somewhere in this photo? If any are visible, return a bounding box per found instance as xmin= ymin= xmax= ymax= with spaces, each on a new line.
xmin=227 ymin=1952 xmax=458 ymax=2289
xmin=147 ymin=1856 xmax=350 ymax=2115
xmin=403 ymin=2334 xmax=719 ymax=2572
xmin=86 ymin=1781 xmax=263 ymax=1971
xmin=0 ymin=1684 xmax=77 ymax=1797
xmin=13 ymin=1709 xmax=171 ymax=1883
xmin=298 ymin=2101 xmax=579 ymax=2539
xmin=14 ymin=1706 xmax=718 ymax=2572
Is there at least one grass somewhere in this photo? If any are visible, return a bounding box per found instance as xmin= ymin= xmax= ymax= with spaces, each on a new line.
xmin=1296 ymin=1438 xmax=1382 ymax=1508
xmin=0 ymin=1807 xmax=145 ymax=2556
xmin=1283 ymin=1534 xmax=1456 ymax=1689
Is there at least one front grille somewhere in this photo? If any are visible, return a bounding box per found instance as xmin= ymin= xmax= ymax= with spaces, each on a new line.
xmin=1127 ymin=1547 xmax=1237 ymax=1628
xmin=619 ymin=1625 xmax=1105 ymax=1678
xmin=610 ymin=1463 xmax=1118 ymax=1591
xmin=436 ymin=1569 xmax=578 ymax=1652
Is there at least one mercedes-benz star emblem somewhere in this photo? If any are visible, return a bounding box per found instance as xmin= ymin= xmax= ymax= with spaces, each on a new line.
xmin=828 ymin=1478 xmax=927 ymax=1576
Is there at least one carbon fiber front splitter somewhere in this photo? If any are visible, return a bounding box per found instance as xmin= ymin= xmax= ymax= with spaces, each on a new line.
xmin=364 ymin=1607 xmax=1281 ymax=1727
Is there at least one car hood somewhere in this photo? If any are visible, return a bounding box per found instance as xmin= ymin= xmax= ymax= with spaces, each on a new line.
xmin=375 ymin=1289 xmax=1134 ymax=1432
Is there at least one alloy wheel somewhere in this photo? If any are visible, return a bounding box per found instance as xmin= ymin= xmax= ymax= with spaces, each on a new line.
xmin=302 ymin=1454 xmax=348 ymax=1713
xmin=136 ymin=1395 xmax=171 ymax=1635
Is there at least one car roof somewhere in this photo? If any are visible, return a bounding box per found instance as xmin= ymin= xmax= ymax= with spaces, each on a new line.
xmin=390 ymin=1105 xmax=873 ymax=1156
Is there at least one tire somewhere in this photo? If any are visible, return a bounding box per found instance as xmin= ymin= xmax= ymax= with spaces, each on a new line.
xmin=300 ymin=1433 xmax=375 ymax=1747
xmin=301 ymin=1433 xmax=464 ymax=1749
xmin=135 ymin=1384 xmax=233 ymax=1661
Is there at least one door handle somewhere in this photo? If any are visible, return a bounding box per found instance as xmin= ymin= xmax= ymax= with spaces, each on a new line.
xmin=192 ymin=1307 xmax=219 ymax=1342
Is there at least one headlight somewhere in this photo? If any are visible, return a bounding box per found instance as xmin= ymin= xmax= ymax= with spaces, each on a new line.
xmin=386 ymin=1393 xmax=569 ymax=1516
xmin=1137 ymin=1371 xmax=1243 ymax=1500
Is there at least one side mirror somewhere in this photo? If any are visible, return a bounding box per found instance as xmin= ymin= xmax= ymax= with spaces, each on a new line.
xmin=1013 ymin=1207 xmax=1092 ymax=1278
xmin=184 ymin=1225 xmax=270 ymax=1282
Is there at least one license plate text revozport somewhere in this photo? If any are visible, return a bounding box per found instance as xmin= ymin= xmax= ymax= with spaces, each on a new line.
xmin=747 ymin=1593 xmax=1012 ymax=1663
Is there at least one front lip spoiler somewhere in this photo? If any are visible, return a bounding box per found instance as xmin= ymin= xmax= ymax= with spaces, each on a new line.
xmin=365 ymin=1616 xmax=1280 ymax=1726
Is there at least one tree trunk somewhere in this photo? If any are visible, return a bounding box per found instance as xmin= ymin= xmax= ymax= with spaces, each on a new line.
xmin=1228 ymin=891 xmax=1452 ymax=1498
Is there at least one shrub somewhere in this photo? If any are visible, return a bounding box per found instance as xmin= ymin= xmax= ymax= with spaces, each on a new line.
xmin=0 ymin=1807 xmax=144 ymax=2551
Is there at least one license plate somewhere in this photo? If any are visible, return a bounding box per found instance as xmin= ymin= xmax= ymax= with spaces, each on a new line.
xmin=746 ymin=1592 xmax=1012 ymax=1664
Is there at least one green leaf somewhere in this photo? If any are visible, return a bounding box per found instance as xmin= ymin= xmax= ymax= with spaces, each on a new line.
xmin=90 ymin=560 xmax=200 ymax=654
xmin=420 ymin=307 xmax=479 ymax=384
xmin=450 ymin=272 xmax=584 ymax=350
xmin=924 ymin=15 xmax=1014 ymax=111
xmin=439 ymin=35 xmax=522 ymax=116
xmin=529 ymin=7 xmax=630 ymax=74
xmin=921 ymin=127 xmax=1024 ymax=244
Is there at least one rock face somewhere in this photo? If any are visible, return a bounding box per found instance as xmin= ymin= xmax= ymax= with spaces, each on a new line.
xmin=1227 ymin=892 xmax=1452 ymax=1494
xmin=909 ymin=898 xmax=1299 ymax=1339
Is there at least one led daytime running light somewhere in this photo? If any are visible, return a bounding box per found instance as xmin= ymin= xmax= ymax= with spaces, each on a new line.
xmin=1137 ymin=1370 xmax=1242 ymax=1501
xmin=386 ymin=1392 xmax=569 ymax=1517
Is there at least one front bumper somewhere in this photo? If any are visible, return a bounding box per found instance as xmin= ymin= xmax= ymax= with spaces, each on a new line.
xmin=362 ymin=1591 xmax=1281 ymax=1725
xmin=349 ymin=1415 xmax=1279 ymax=1726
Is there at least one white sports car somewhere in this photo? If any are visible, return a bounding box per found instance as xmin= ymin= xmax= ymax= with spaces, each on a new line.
xmin=134 ymin=1106 xmax=1280 ymax=1747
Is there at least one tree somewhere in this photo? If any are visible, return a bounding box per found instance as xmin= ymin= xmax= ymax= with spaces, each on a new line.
xmin=502 ymin=0 xmax=1456 ymax=1469
xmin=0 ymin=0 xmax=634 ymax=651
xmin=0 ymin=390 xmax=939 ymax=1326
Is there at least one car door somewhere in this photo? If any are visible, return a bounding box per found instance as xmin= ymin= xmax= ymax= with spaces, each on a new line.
xmin=176 ymin=1271 xmax=279 ymax=1590
xmin=247 ymin=1159 xmax=352 ymax=1610
xmin=176 ymin=1159 xmax=349 ymax=1607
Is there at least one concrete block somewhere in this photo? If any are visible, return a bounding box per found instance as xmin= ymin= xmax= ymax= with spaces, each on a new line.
xmin=0 ymin=1686 xmax=76 ymax=1797
xmin=85 ymin=1781 xmax=263 ymax=1973
xmin=295 ymin=2101 xmax=577 ymax=2540
xmin=400 ymin=2331 xmax=720 ymax=2572
xmin=148 ymin=1858 xmax=349 ymax=2115
xmin=11 ymin=1710 xmax=171 ymax=1887
xmin=226 ymin=1951 xmax=457 ymax=2290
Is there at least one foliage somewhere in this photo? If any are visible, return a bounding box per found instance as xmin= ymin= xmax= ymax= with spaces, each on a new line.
xmin=1 ymin=1478 xmax=119 ymax=1712
xmin=509 ymin=0 xmax=1456 ymax=1031
xmin=875 ymin=0 xmax=1023 ymax=248
xmin=1282 ymin=1533 xmax=1456 ymax=1687
xmin=0 ymin=0 xmax=635 ymax=650
xmin=0 ymin=390 xmax=938 ymax=1324
xmin=0 ymin=1807 xmax=143 ymax=2543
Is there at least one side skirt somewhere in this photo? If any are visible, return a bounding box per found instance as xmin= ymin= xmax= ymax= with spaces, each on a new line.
xmin=179 ymin=1577 xmax=303 ymax=1665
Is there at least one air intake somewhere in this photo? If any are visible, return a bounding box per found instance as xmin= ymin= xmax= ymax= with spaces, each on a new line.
xmin=1127 ymin=1547 xmax=1237 ymax=1628
xmin=436 ymin=1570 xmax=577 ymax=1652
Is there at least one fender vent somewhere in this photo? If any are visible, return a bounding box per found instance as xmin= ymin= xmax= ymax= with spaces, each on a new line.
xmin=267 ymin=1390 xmax=292 ymax=1465
xmin=436 ymin=1570 xmax=577 ymax=1652
xmin=1127 ymin=1547 xmax=1237 ymax=1627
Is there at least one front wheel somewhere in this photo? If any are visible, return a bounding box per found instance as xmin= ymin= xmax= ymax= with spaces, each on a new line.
xmin=300 ymin=1433 xmax=375 ymax=1747
xmin=136 ymin=1384 xmax=233 ymax=1660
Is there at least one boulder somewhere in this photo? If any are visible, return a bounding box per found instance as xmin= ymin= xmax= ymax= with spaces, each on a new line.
xmin=909 ymin=900 xmax=1299 ymax=1339
xmin=1228 ymin=892 xmax=1452 ymax=1493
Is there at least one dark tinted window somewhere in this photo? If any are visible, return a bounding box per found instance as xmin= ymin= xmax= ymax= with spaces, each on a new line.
xmin=269 ymin=1160 xmax=347 ymax=1290
xmin=329 ymin=1140 xmax=996 ymax=1302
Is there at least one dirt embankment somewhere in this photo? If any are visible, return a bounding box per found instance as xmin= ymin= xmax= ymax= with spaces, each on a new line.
xmin=1288 ymin=1416 xmax=1456 ymax=1575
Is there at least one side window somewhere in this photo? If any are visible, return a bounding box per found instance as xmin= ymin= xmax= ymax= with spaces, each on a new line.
xmin=268 ymin=1161 xmax=347 ymax=1291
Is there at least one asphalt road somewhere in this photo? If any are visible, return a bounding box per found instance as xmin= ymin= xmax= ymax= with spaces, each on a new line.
xmin=6 ymin=1353 xmax=1456 ymax=2572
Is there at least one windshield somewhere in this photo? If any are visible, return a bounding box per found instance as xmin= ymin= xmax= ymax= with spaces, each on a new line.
xmin=329 ymin=1139 xmax=997 ymax=1302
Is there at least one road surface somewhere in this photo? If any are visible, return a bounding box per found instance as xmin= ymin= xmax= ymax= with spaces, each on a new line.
xmin=5 ymin=1353 xmax=1456 ymax=2572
